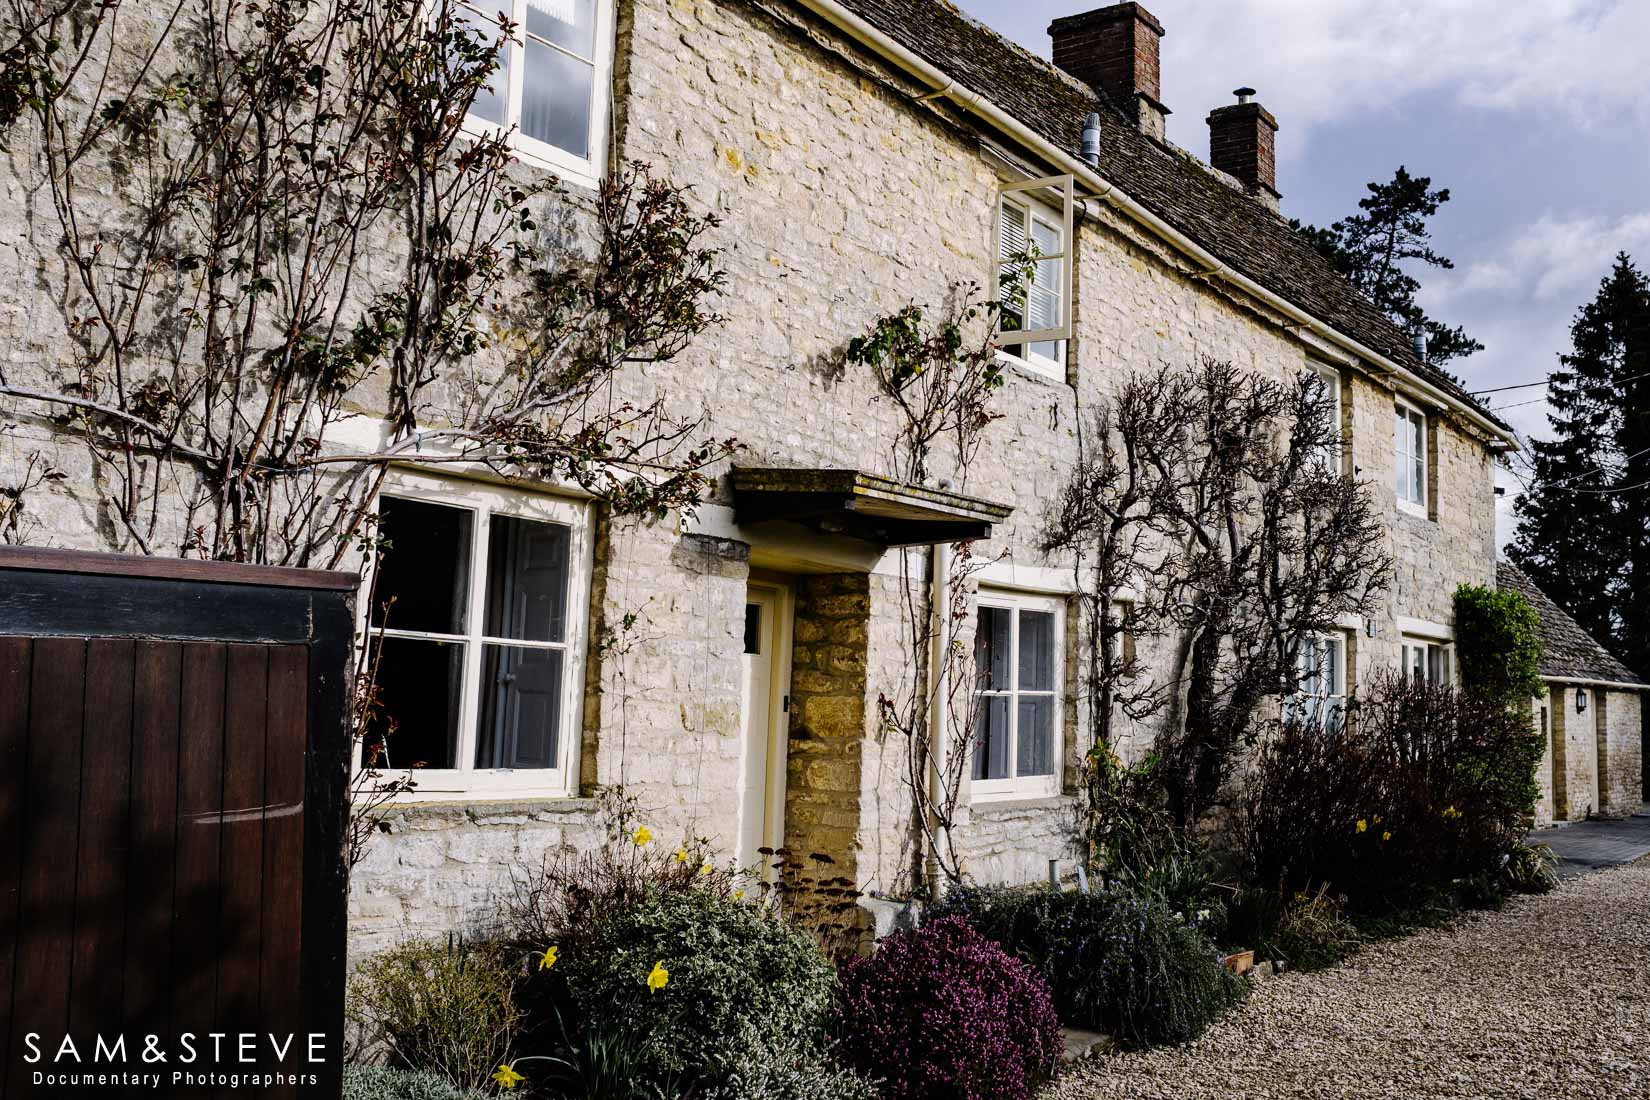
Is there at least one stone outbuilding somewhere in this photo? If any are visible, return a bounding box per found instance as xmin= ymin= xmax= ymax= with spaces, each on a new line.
xmin=1498 ymin=562 xmax=1647 ymax=824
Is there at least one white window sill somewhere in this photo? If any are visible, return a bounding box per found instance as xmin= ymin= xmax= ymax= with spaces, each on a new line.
xmin=461 ymin=118 xmax=602 ymax=191
xmin=995 ymin=349 xmax=1066 ymax=385
xmin=363 ymin=770 xmax=577 ymax=804
xmin=970 ymin=778 xmax=1060 ymax=804
xmin=968 ymin=792 xmax=1068 ymax=814
xmin=1396 ymin=497 xmax=1430 ymax=520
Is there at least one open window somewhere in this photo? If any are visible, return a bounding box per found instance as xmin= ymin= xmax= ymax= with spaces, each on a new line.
xmin=971 ymin=589 xmax=1064 ymax=801
xmin=993 ymin=175 xmax=1074 ymax=380
xmin=460 ymin=0 xmax=614 ymax=188
xmin=363 ymin=472 xmax=592 ymax=798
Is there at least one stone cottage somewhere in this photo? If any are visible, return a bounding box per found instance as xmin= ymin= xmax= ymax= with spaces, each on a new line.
xmin=0 ymin=0 xmax=1526 ymax=955
xmin=1497 ymin=562 xmax=1647 ymax=825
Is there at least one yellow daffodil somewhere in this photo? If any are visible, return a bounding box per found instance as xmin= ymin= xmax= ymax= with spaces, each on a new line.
xmin=675 ymin=846 xmax=689 ymax=864
xmin=699 ymin=862 xmax=713 ymax=876
xmin=1372 ymin=814 xmax=1382 ymax=825
xmin=734 ymin=889 xmax=745 ymax=901
xmin=493 ymin=1063 xmax=525 ymax=1090
xmin=1382 ymin=830 xmax=1392 ymax=842
xmin=632 ymin=825 xmax=652 ymax=847
xmin=538 ymin=945 xmax=559 ymax=971
xmin=1355 ymin=819 xmax=1368 ymax=833
xmin=647 ymin=960 xmax=670 ymax=993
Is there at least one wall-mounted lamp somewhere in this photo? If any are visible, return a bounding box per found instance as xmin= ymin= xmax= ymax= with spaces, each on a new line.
xmin=1365 ymin=618 xmax=1376 ymax=638
xmin=1575 ymin=687 xmax=1589 ymax=714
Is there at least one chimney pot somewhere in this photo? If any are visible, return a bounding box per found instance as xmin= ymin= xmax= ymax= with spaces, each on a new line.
xmin=1412 ymin=332 xmax=1427 ymax=362
xmin=1049 ymin=4 xmax=1170 ymax=141
xmin=1207 ymin=91 xmax=1280 ymax=212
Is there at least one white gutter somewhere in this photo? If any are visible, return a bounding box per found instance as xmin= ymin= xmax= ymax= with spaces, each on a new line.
xmin=792 ymin=0 xmax=1516 ymax=448
xmin=1543 ymin=675 xmax=1648 ymax=692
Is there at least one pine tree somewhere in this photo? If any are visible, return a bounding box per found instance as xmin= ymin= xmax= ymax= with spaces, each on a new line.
xmin=1292 ymin=166 xmax=1483 ymax=372
xmin=1507 ymin=253 xmax=1650 ymax=677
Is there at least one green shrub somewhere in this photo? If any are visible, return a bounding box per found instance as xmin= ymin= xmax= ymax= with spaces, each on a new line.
xmin=1267 ymin=886 xmax=1362 ymax=971
xmin=931 ymin=885 xmax=1244 ymax=1049
xmin=341 ymin=1065 xmax=489 ymax=1100
xmin=531 ymin=888 xmax=840 ymax=1093
xmin=1454 ymin=583 xmax=1545 ymax=706
xmin=346 ymin=937 xmax=521 ymax=1095
xmin=698 ymin=1055 xmax=880 ymax=1100
xmin=1237 ymin=672 xmax=1544 ymax=913
xmin=1503 ymin=841 xmax=1560 ymax=894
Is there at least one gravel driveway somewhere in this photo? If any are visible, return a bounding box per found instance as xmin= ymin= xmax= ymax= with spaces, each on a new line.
xmin=1050 ymin=855 xmax=1650 ymax=1100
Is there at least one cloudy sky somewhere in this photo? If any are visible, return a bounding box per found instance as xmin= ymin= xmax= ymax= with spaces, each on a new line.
xmin=960 ymin=0 xmax=1650 ymax=543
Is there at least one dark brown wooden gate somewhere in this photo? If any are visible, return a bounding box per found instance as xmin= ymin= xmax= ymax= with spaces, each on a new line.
xmin=0 ymin=547 xmax=356 ymax=1098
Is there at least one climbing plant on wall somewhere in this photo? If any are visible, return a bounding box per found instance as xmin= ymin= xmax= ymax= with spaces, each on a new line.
xmin=845 ymin=270 xmax=1028 ymax=893
xmin=1453 ymin=583 xmax=1545 ymax=708
xmin=0 ymin=0 xmax=735 ymax=567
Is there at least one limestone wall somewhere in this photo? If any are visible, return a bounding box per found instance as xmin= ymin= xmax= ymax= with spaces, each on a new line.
xmin=1598 ymin=688 xmax=1645 ymax=816
xmin=0 ymin=0 xmax=1508 ymax=947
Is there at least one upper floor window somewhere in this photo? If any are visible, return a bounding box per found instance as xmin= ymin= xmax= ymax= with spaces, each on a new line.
xmin=1289 ymin=633 xmax=1347 ymax=728
xmin=1400 ymin=636 xmax=1452 ymax=686
xmin=1394 ymin=400 xmax=1428 ymax=514
xmin=993 ymin=176 xmax=1074 ymax=382
xmin=972 ymin=590 xmax=1063 ymax=800
xmin=1312 ymin=364 xmax=1345 ymax=474
xmin=463 ymin=0 xmax=613 ymax=187
xmin=364 ymin=473 xmax=591 ymax=797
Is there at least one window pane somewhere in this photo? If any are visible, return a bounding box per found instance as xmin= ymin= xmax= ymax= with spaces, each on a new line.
xmin=521 ymin=38 xmax=593 ymax=157
xmin=1325 ymin=638 xmax=1343 ymax=695
xmin=477 ymin=644 xmax=563 ymax=769
xmin=484 ymin=514 xmax=571 ymax=642
xmin=976 ymin=606 xmax=1012 ymax=690
xmin=525 ymin=0 xmax=595 ymax=56
xmin=369 ymin=636 xmax=464 ymax=769
xmin=1028 ymin=340 xmax=1060 ymax=364
xmin=973 ymin=695 xmax=1011 ymax=781
xmin=1412 ymin=452 xmax=1426 ymax=505
xmin=1027 ymin=267 xmax=1060 ymax=329
xmin=1016 ymin=696 xmax=1054 ymax=777
xmin=372 ymin=496 xmax=473 ymax=634
xmin=1018 ymin=610 xmax=1055 ymax=692
xmin=457 ymin=4 xmax=508 ymax=125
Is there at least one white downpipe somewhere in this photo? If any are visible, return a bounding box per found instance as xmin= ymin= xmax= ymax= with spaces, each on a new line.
xmin=928 ymin=541 xmax=949 ymax=900
xmin=792 ymin=0 xmax=1517 ymax=449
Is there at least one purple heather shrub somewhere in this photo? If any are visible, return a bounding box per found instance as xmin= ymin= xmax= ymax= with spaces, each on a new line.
xmin=836 ymin=917 xmax=1061 ymax=1100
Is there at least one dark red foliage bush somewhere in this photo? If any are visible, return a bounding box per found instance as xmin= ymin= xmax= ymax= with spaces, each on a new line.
xmin=836 ymin=917 xmax=1061 ymax=1100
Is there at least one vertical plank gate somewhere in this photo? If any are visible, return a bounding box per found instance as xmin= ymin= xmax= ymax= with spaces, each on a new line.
xmin=0 ymin=547 xmax=356 ymax=1098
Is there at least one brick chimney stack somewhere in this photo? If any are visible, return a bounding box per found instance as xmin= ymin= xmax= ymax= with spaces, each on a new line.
xmin=1049 ymin=4 xmax=1170 ymax=142
xmin=1207 ymin=87 xmax=1280 ymax=213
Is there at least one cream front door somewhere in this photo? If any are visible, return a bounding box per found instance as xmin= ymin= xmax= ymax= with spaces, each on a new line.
xmin=738 ymin=583 xmax=790 ymax=871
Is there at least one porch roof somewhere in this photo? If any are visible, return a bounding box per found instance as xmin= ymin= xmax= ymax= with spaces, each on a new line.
xmin=728 ymin=467 xmax=1012 ymax=547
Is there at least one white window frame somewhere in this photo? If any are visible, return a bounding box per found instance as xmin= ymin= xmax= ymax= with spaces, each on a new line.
xmin=1394 ymin=399 xmax=1429 ymax=517
xmin=970 ymin=588 xmax=1064 ymax=802
xmin=459 ymin=0 xmax=614 ymax=189
xmin=1289 ymin=632 xmax=1348 ymax=727
xmin=1400 ymin=634 xmax=1453 ymax=687
xmin=1311 ymin=363 xmax=1346 ymax=475
xmin=992 ymin=176 xmax=1074 ymax=382
xmin=360 ymin=469 xmax=594 ymax=799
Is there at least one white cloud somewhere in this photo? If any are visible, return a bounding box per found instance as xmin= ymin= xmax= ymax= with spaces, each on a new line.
xmin=1148 ymin=0 xmax=1650 ymax=155
xmin=1434 ymin=211 xmax=1650 ymax=303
